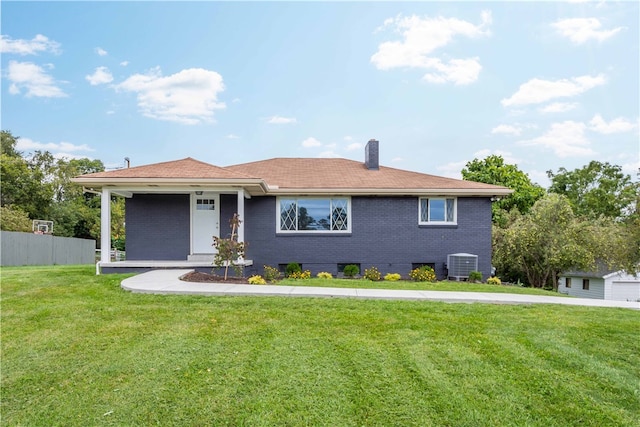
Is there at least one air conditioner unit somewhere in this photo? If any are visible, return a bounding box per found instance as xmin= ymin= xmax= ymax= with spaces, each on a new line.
xmin=447 ymin=253 xmax=478 ymax=281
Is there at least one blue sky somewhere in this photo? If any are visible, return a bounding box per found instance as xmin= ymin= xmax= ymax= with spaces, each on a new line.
xmin=2 ymin=1 xmax=638 ymax=187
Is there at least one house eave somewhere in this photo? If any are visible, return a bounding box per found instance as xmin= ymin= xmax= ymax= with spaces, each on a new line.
xmin=71 ymin=177 xmax=270 ymax=195
xmin=265 ymin=187 xmax=514 ymax=197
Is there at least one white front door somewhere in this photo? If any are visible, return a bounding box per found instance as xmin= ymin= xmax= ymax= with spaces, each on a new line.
xmin=191 ymin=192 xmax=220 ymax=254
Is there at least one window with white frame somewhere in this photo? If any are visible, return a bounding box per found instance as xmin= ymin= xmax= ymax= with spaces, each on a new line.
xmin=419 ymin=197 xmax=456 ymax=224
xmin=278 ymin=197 xmax=350 ymax=232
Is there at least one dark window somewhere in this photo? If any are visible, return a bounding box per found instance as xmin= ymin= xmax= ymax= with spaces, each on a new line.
xmin=566 ymin=278 xmax=572 ymax=288
xmin=412 ymin=263 xmax=436 ymax=271
xmin=196 ymin=199 xmax=215 ymax=210
xmin=337 ymin=263 xmax=361 ymax=273
xmin=582 ymin=279 xmax=590 ymax=290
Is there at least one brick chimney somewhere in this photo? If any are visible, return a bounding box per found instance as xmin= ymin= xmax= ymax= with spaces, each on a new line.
xmin=365 ymin=139 xmax=379 ymax=170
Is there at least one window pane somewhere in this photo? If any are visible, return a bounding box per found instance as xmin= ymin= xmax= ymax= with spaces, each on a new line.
xmin=446 ymin=198 xmax=454 ymax=222
xmin=429 ymin=199 xmax=445 ymax=222
xmin=332 ymin=198 xmax=348 ymax=230
xmin=420 ymin=199 xmax=428 ymax=222
xmin=298 ymin=199 xmax=330 ymax=230
xmin=280 ymin=199 xmax=297 ymax=230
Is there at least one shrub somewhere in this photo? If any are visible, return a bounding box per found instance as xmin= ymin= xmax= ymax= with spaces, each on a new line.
xmin=263 ymin=265 xmax=281 ymax=282
xmin=248 ymin=275 xmax=266 ymax=285
xmin=285 ymin=262 xmax=302 ymax=277
xmin=363 ymin=266 xmax=381 ymax=281
xmin=289 ymin=270 xmax=311 ymax=280
xmin=343 ymin=264 xmax=360 ymax=278
xmin=487 ymin=276 xmax=502 ymax=285
xmin=469 ymin=271 xmax=483 ymax=282
xmin=317 ymin=272 xmax=333 ymax=279
xmin=409 ymin=266 xmax=436 ymax=282
xmin=384 ymin=273 xmax=401 ymax=281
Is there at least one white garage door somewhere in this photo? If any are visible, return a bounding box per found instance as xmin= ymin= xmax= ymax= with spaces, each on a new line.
xmin=611 ymin=281 xmax=640 ymax=302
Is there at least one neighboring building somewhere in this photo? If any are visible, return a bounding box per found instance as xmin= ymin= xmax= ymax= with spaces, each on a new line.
xmin=72 ymin=140 xmax=511 ymax=277
xmin=558 ymin=269 xmax=640 ymax=302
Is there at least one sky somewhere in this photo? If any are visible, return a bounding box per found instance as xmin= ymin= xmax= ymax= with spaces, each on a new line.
xmin=2 ymin=1 xmax=638 ymax=187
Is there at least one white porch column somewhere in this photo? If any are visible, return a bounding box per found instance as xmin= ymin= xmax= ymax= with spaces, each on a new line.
xmin=236 ymin=189 xmax=245 ymax=244
xmin=100 ymin=188 xmax=111 ymax=263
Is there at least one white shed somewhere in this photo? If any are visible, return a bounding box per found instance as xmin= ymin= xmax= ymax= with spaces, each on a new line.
xmin=558 ymin=269 xmax=640 ymax=302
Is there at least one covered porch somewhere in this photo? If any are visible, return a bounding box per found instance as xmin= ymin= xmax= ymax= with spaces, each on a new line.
xmin=96 ymin=187 xmax=255 ymax=274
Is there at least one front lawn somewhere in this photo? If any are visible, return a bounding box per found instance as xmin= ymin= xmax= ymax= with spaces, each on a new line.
xmin=2 ymin=265 xmax=638 ymax=426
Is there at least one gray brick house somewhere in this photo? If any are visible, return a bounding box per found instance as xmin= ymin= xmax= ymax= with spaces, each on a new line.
xmin=73 ymin=140 xmax=511 ymax=277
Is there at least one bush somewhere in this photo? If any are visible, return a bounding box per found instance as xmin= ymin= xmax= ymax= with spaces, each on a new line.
xmin=363 ymin=266 xmax=381 ymax=281
xmin=263 ymin=265 xmax=281 ymax=282
xmin=285 ymin=262 xmax=301 ymax=277
xmin=409 ymin=266 xmax=436 ymax=282
xmin=384 ymin=273 xmax=401 ymax=281
xmin=289 ymin=270 xmax=311 ymax=280
xmin=343 ymin=264 xmax=360 ymax=278
xmin=487 ymin=277 xmax=502 ymax=285
xmin=248 ymin=275 xmax=266 ymax=285
xmin=317 ymin=272 xmax=333 ymax=279
xmin=469 ymin=271 xmax=483 ymax=282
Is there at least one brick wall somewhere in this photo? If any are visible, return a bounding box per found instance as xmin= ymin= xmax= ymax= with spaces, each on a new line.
xmin=243 ymin=196 xmax=493 ymax=279
xmin=125 ymin=194 xmax=190 ymax=260
xmin=125 ymin=194 xmax=493 ymax=278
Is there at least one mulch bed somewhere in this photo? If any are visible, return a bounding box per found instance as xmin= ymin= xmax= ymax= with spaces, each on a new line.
xmin=180 ymin=271 xmax=250 ymax=284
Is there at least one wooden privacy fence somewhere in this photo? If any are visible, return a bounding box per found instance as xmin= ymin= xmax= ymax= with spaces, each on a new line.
xmin=1 ymin=231 xmax=96 ymax=266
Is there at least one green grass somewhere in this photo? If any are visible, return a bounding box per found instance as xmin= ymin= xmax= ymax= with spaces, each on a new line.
xmin=2 ymin=265 xmax=639 ymax=426
xmin=278 ymin=277 xmax=569 ymax=296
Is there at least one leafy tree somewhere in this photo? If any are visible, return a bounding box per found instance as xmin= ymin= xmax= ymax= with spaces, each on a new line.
xmin=493 ymin=194 xmax=635 ymax=289
xmin=0 ymin=205 xmax=32 ymax=232
xmin=462 ymin=155 xmax=545 ymax=225
xmin=1 ymin=132 xmax=55 ymax=220
xmin=547 ymin=161 xmax=638 ymax=220
xmin=1 ymin=129 xmax=111 ymax=242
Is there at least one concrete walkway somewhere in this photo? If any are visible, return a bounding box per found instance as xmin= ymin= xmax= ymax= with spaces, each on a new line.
xmin=121 ymin=269 xmax=640 ymax=310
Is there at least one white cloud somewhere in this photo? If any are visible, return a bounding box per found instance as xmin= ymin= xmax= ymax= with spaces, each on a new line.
xmin=95 ymin=47 xmax=108 ymax=56
xmin=473 ymin=149 xmax=521 ymax=164
xmin=16 ymin=137 xmax=94 ymax=158
xmin=115 ymin=67 xmax=226 ymax=125
xmin=539 ymin=102 xmax=579 ymax=113
xmin=120 ymin=61 xmax=129 ymax=67
xmin=267 ymin=115 xmax=297 ymax=124
xmin=501 ymin=74 xmax=605 ymax=107
xmin=391 ymin=157 xmax=404 ymax=163
xmin=421 ymin=57 xmax=483 ymax=85
xmin=491 ymin=124 xmax=522 ymax=136
xmin=86 ymin=66 xmax=113 ymax=85
xmin=588 ymin=114 xmax=636 ymax=134
xmin=301 ymin=137 xmax=322 ymax=148
xmin=436 ymin=160 xmax=466 ymax=179
xmin=552 ymin=18 xmax=623 ymax=44
xmin=7 ymin=60 xmax=67 ymax=98
xmin=346 ymin=142 xmax=363 ymax=151
xmin=106 ymin=110 xmax=115 ymax=115
xmin=518 ymin=121 xmax=595 ymax=157
xmin=0 ymin=34 xmax=61 ymax=55
xmin=226 ymin=134 xmax=240 ymax=139
xmin=343 ymin=136 xmax=353 ymax=141
xmin=371 ymin=11 xmax=491 ymax=85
